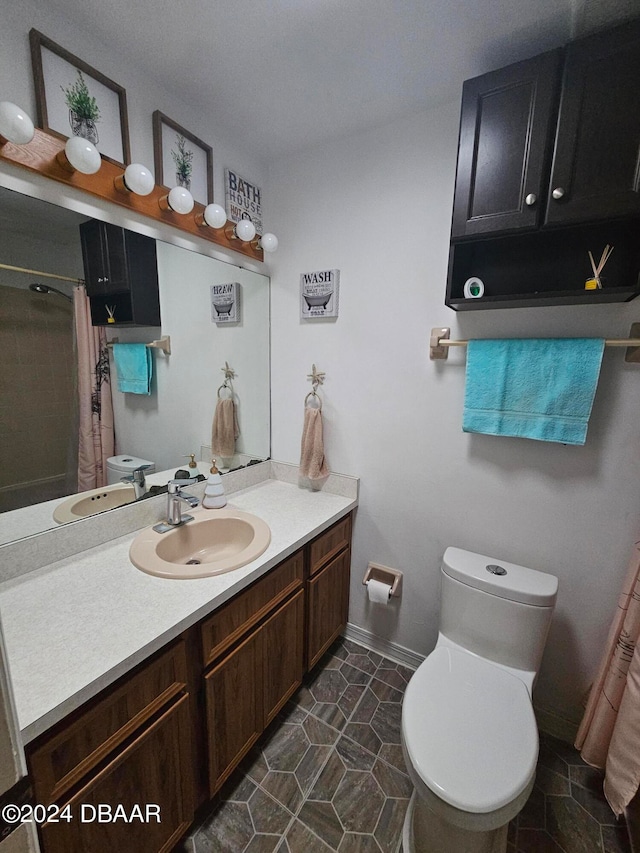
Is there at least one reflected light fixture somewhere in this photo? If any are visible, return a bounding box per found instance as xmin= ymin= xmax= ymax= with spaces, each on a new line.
xmin=0 ymin=101 xmax=35 ymax=145
xmin=195 ymin=203 xmax=227 ymax=229
xmin=159 ymin=186 xmax=194 ymax=214
xmin=56 ymin=136 xmax=102 ymax=174
xmin=114 ymin=162 xmax=155 ymax=196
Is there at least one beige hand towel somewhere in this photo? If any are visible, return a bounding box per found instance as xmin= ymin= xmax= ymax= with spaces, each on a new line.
xmin=212 ymin=397 xmax=239 ymax=458
xmin=300 ymin=407 xmax=329 ymax=480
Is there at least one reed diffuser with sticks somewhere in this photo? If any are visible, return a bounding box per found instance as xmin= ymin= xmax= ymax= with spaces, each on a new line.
xmin=585 ymin=244 xmax=614 ymax=290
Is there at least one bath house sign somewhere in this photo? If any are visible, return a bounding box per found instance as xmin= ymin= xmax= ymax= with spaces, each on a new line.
xmin=300 ymin=269 xmax=340 ymax=319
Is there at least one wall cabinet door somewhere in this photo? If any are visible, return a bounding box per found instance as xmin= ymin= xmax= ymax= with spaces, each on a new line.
xmin=307 ymin=549 xmax=351 ymax=670
xmin=451 ymin=50 xmax=561 ymax=239
xmin=40 ymin=695 xmax=193 ymax=853
xmin=205 ymin=628 xmax=263 ymax=795
xmin=80 ymin=220 xmax=128 ymax=296
xmin=545 ymin=20 xmax=640 ymax=225
xmin=262 ymin=589 xmax=305 ymax=727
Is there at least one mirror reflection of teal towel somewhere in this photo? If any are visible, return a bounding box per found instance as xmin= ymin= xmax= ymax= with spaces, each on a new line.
xmin=463 ymin=338 xmax=605 ymax=445
xmin=112 ymin=343 xmax=153 ymax=395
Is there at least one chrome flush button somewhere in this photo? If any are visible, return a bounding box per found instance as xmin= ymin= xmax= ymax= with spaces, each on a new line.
xmin=486 ymin=564 xmax=507 ymax=576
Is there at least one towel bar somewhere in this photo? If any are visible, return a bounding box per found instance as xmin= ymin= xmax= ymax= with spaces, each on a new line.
xmin=106 ymin=335 xmax=171 ymax=355
xmin=430 ymin=327 xmax=640 ymax=362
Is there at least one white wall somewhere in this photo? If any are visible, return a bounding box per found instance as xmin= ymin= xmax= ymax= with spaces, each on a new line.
xmin=267 ymin=104 xmax=640 ymax=729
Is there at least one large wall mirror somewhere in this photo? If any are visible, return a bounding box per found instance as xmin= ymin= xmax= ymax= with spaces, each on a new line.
xmin=0 ymin=184 xmax=270 ymax=546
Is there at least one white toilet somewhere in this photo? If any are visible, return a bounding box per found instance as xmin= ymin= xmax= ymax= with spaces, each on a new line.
xmin=106 ymin=454 xmax=156 ymax=485
xmin=401 ymin=547 xmax=558 ymax=853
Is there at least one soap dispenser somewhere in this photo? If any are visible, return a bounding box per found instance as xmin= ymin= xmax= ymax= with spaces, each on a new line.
xmin=184 ymin=453 xmax=199 ymax=477
xmin=202 ymin=459 xmax=227 ymax=509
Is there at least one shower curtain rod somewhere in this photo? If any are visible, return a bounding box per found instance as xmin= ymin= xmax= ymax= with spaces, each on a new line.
xmin=0 ymin=261 xmax=84 ymax=286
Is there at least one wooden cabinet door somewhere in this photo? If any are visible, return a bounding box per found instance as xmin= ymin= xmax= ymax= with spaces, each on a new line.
xmin=80 ymin=221 xmax=128 ymax=296
xmin=451 ymin=50 xmax=561 ymax=238
xmin=40 ymin=695 xmax=193 ymax=853
xmin=307 ymin=549 xmax=351 ymax=670
xmin=205 ymin=628 xmax=263 ymax=795
xmin=546 ymin=20 xmax=640 ymax=225
xmin=262 ymin=589 xmax=305 ymax=726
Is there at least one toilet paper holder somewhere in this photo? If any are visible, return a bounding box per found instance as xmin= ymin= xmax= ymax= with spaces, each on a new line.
xmin=362 ymin=562 xmax=403 ymax=598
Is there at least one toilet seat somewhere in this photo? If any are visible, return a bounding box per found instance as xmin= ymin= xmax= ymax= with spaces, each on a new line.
xmin=402 ymin=646 xmax=538 ymax=815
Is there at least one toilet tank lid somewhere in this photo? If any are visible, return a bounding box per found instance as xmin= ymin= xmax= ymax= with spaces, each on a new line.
xmin=107 ymin=455 xmax=155 ymax=472
xmin=442 ymin=547 xmax=558 ymax=607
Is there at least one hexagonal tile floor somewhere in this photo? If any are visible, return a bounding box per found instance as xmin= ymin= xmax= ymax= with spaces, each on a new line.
xmin=182 ymin=638 xmax=633 ymax=853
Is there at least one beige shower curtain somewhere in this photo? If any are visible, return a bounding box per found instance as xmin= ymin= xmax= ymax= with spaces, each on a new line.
xmin=74 ymin=286 xmax=114 ymax=491
xmin=575 ymin=539 xmax=640 ymax=816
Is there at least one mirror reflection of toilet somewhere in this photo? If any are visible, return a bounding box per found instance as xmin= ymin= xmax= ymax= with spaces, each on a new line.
xmin=401 ymin=547 xmax=558 ymax=853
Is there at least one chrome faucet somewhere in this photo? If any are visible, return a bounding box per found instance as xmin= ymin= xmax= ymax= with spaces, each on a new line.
xmin=121 ymin=464 xmax=151 ymax=499
xmin=153 ymin=479 xmax=199 ymax=533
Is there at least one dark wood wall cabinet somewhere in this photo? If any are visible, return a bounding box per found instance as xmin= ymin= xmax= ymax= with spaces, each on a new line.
xmin=80 ymin=219 xmax=161 ymax=326
xmin=26 ymin=514 xmax=352 ymax=853
xmin=447 ymin=19 xmax=640 ymax=310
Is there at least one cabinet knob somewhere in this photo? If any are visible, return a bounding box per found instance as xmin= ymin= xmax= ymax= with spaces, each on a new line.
xmin=552 ymin=187 xmax=565 ymax=200
xmin=525 ymin=193 xmax=537 ymax=206
xmin=97 ymin=277 xmax=104 ymax=282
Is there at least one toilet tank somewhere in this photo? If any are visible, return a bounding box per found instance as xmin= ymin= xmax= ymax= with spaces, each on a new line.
xmin=439 ymin=547 xmax=558 ymax=674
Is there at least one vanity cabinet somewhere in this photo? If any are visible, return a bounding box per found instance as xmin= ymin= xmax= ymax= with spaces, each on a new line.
xmin=28 ymin=641 xmax=194 ymax=853
xmin=79 ymin=219 xmax=161 ymax=326
xmin=202 ymin=550 xmax=305 ymax=794
xmin=306 ymin=515 xmax=352 ymax=669
xmin=447 ymin=18 xmax=640 ymax=309
xmin=25 ymin=512 xmax=353 ymax=850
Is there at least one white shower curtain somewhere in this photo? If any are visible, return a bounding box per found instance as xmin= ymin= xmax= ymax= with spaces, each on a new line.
xmin=74 ymin=286 xmax=114 ymax=491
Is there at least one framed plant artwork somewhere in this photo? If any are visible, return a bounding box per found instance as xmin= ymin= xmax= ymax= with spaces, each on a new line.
xmin=29 ymin=29 xmax=131 ymax=167
xmin=152 ymin=111 xmax=213 ymax=206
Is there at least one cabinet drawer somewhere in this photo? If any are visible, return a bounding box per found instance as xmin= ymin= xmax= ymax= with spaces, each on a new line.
xmin=28 ymin=641 xmax=187 ymax=804
xmin=309 ymin=515 xmax=351 ymax=577
xmin=201 ymin=550 xmax=304 ymax=666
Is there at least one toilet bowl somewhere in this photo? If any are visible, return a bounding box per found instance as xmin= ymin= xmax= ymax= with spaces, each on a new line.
xmin=401 ymin=547 xmax=558 ymax=853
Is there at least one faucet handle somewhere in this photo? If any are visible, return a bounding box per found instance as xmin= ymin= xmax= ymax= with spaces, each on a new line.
xmin=168 ymin=478 xmax=197 ymax=493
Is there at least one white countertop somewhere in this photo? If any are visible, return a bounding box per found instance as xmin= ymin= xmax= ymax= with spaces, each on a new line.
xmin=0 ymin=478 xmax=357 ymax=744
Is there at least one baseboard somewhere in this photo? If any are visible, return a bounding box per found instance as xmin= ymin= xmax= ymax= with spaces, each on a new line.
xmin=343 ymin=623 xmax=425 ymax=670
xmin=533 ymin=705 xmax=579 ymax=745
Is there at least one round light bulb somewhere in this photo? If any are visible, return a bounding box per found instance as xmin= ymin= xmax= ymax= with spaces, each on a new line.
xmin=64 ymin=136 xmax=101 ymax=174
xmin=260 ymin=232 xmax=278 ymax=253
xmin=167 ymin=186 xmax=194 ymax=214
xmin=0 ymin=101 xmax=35 ymax=145
xmin=235 ymin=219 xmax=256 ymax=241
xmin=123 ymin=163 xmax=155 ymax=195
xmin=203 ymin=203 xmax=227 ymax=229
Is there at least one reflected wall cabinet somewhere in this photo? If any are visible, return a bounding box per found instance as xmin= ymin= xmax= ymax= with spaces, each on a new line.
xmin=447 ymin=19 xmax=640 ymax=309
xmin=80 ymin=219 xmax=161 ymax=326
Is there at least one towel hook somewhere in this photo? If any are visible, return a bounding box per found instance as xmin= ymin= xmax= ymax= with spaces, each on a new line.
xmin=217 ymin=361 xmax=236 ymax=398
xmin=305 ymin=363 xmax=325 ymax=409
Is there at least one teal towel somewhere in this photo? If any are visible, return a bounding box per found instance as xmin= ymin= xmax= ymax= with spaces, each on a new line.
xmin=463 ymin=338 xmax=605 ymax=445
xmin=112 ymin=343 xmax=153 ymax=395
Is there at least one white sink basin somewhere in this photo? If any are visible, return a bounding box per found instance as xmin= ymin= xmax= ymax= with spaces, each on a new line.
xmin=53 ymin=483 xmax=137 ymax=523
xmin=129 ymin=508 xmax=271 ymax=579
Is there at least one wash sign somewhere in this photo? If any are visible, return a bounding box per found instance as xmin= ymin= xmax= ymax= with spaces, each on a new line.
xmin=300 ymin=269 xmax=340 ymax=319
xmin=224 ymin=168 xmax=263 ymax=234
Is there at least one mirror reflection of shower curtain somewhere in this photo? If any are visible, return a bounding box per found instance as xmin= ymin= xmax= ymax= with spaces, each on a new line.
xmin=73 ymin=286 xmax=114 ymax=491
xmin=0 ymin=284 xmax=78 ymax=512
